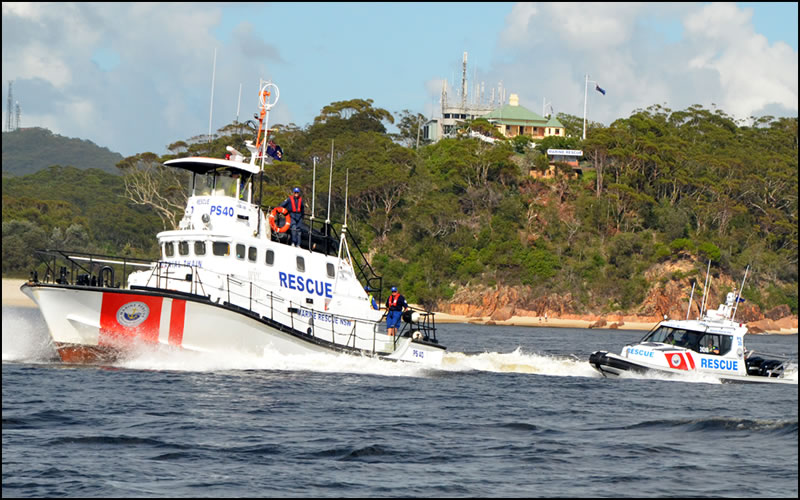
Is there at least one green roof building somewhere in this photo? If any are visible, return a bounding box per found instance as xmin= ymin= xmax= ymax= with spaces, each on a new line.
xmin=482 ymin=94 xmax=565 ymax=140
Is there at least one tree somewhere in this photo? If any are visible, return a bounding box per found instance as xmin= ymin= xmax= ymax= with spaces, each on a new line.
xmin=116 ymin=152 xmax=189 ymax=230
xmin=394 ymin=109 xmax=429 ymax=149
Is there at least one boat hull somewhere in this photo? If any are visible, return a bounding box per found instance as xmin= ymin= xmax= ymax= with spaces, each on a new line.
xmin=589 ymin=350 xmax=795 ymax=384
xmin=21 ymin=282 xmax=445 ymax=366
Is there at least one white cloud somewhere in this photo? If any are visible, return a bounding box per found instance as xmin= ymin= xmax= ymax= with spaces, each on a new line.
xmin=682 ymin=2 xmax=798 ymax=118
xmin=1 ymin=3 xmax=285 ymax=155
xmin=493 ymin=2 xmax=797 ymax=127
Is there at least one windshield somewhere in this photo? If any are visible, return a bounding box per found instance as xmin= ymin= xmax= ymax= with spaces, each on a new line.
xmin=192 ymin=169 xmax=247 ymax=199
xmin=643 ymin=326 xmax=732 ymax=355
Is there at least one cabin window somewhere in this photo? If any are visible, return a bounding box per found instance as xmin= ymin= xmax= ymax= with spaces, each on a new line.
xmin=248 ymin=246 xmax=257 ymax=262
xmin=265 ymin=249 xmax=275 ymax=266
xmin=296 ymin=256 xmax=305 ymax=272
xmin=178 ymin=241 xmax=189 ymax=256
xmin=326 ymin=263 xmax=335 ymax=278
xmin=236 ymin=244 xmax=246 ymax=260
xmin=212 ymin=242 xmax=230 ymax=256
xmin=194 ymin=241 xmax=206 ymax=255
xmin=699 ymin=334 xmax=731 ymax=356
xmin=164 ymin=242 xmax=174 ymax=257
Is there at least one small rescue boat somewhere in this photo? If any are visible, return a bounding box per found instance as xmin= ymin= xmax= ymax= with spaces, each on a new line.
xmin=21 ymin=81 xmax=446 ymax=366
xmin=589 ymin=267 xmax=796 ymax=384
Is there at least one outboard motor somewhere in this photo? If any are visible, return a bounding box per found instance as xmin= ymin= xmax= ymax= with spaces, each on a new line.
xmin=746 ymin=356 xmax=785 ymax=377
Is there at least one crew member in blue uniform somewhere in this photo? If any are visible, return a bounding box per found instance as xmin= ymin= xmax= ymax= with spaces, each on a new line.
xmin=385 ymin=286 xmax=409 ymax=336
xmin=280 ymin=187 xmax=305 ymax=247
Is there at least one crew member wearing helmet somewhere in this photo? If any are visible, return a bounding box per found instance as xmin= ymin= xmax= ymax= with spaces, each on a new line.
xmin=280 ymin=187 xmax=305 ymax=247
xmin=385 ymin=286 xmax=409 ymax=337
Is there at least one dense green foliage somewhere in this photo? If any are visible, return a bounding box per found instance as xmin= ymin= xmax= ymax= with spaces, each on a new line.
xmin=2 ymin=166 xmax=162 ymax=275
xmin=2 ymin=102 xmax=797 ymax=315
xmin=2 ymin=127 xmax=124 ymax=176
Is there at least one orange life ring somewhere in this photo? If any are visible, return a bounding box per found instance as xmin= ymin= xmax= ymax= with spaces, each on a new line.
xmin=269 ymin=206 xmax=291 ymax=233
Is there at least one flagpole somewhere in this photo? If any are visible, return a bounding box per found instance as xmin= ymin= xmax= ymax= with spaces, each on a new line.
xmin=582 ymin=74 xmax=603 ymax=140
xmin=583 ymin=74 xmax=588 ymax=140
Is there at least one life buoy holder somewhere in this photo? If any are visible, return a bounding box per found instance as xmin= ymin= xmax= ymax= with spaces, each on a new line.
xmin=269 ymin=206 xmax=291 ymax=233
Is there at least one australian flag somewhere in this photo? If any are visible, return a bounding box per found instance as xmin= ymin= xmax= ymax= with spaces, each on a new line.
xmin=595 ymin=84 xmax=606 ymax=95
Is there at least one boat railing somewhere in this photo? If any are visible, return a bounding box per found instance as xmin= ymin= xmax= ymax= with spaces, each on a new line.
xmin=393 ymin=306 xmax=439 ymax=347
xmin=135 ymin=261 xmax=395 ymax=354
xmin=28 ymin=249 xmax=155 ymax=289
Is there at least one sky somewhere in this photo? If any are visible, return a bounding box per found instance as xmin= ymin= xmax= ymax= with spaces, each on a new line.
xmin=2 ymin=2 xmax=798 ymax=157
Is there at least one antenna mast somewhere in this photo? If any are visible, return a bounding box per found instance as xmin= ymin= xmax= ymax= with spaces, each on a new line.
xmin=731 ymin=265 xmax=749 ymax=322
xmin=208 ymin=48 xmax=217 ymax=143
xmin=699 ymin=260 xmax=712 ymax=318
xmin=686 ymin=281 xmax=696 ymax=320
xmin=326 ymin=140 xmax=334 ymax=224
xmin=461 ymin=52 xmax=467 ymax=110
xmin=6 ymin=81 xmax=13 ymax=132
xmin=308 ymin=156 xmax=317 ymax=249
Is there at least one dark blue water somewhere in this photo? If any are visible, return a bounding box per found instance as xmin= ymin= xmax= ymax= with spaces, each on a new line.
xmin=3 ymin=305 xmax=798 ymax=497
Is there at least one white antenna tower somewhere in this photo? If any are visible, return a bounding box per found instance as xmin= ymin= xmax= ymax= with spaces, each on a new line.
xmin=236 ymin=83 xmax=242 ymax=123
xmin=461 ymin=52 xmax=467 ymax=110
xmin=6 ymin=80 xmax=13 ymax=132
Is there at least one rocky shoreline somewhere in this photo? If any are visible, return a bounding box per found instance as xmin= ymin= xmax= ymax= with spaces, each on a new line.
xmin=4 ymin=278 xmax=796 ymax=334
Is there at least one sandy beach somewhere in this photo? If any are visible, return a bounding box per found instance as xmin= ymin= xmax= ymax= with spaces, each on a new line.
xmin=3 ymin=279 xmax=36 ymax=307
xmin=3 ymin=278 xmax=796 ymax=333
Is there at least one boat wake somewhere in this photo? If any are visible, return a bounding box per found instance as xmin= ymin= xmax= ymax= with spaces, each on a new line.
xmin=3 ymin=311 xmax=599 ymax=379
xmin=441 ymin=347 xmax=601 ymax=378
xmin=1 ymin=307 xmax=58 ymax=363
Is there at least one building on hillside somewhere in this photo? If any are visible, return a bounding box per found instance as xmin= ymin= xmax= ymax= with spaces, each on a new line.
xmin=422 ymin=53 xmax=498 ymax=143
xmin=482 ymin=94 xmax=565 ymax=140
xmin=420 ymin=52 xmax=566 ymax=144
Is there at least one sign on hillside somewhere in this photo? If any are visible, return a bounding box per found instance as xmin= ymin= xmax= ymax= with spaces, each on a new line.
xmin=546 ymin=149 xmax=583 ymax=157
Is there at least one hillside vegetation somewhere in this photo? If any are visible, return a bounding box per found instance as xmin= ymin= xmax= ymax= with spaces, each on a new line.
xmin=2 ymin=101 xmax=797 ymax=319
xmin=2 ymin=127 xmax=123 ymax=176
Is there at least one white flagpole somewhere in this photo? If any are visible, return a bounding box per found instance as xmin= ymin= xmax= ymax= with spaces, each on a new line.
xmin=582 ymin=74 xmax=588 ymax=140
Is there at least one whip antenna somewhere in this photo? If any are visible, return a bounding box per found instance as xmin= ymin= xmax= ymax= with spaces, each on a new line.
xmin=326 ymin=140 xmax=334 ymax=224
xmin=732 ymin=265 xmax=749 ymax=322
xmin=699 ymin=260 xmax=711 ymax=318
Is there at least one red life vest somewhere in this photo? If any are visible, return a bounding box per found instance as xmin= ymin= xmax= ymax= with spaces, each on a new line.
xmin=388 ymin=293 xmax=400 ymax=309
xmin=289 ymin=196 xmax=303 ymax=213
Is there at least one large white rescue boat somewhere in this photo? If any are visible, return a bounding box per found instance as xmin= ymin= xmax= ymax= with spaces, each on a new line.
xmin=589 ymin=268 xmax=796 ymax=384
xmin=21 ymin=82 xmax=446 ymax=366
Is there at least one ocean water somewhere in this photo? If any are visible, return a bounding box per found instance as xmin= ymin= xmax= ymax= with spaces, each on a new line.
xmin=2 ymin=305 xmax=798 ymax=498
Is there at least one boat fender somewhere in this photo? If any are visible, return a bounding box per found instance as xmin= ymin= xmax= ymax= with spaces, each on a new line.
xmin=269 ymin=206 xmax=291 ymax=233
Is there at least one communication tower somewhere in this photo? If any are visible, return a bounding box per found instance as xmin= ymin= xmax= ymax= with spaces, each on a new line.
xmin=5 ymin=80 xmax=12 ymax=132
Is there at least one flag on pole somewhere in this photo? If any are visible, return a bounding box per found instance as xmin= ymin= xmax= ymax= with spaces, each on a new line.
xmin=595 ymin=84 xmax=606 ymax=95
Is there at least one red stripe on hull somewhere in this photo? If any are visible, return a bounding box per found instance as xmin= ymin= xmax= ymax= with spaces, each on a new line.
xmin=169 ymin=299 xmax=186 ymax=346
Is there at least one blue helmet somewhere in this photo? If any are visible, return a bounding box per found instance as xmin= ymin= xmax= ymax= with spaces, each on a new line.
xmin=391 ymin=286 xmax=397 ymax=292
xmin=293 ymin=187 xmax=301 ymax=193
